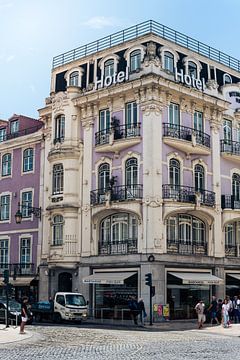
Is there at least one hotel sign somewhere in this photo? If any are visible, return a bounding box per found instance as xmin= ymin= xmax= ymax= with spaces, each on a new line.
xmin=95 ymin=68 xmax=129 ymax=90
xmin=175 ymin=69 xmax=206 ymax=91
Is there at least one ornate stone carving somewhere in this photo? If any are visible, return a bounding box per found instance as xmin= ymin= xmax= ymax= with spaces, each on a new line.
xmin=141 ymin=102 xmax=163 ymax=116
xmin=143 ymin=42 xmax=161 ymax=67
xmin=206 ymin=80 xmax=218 ymax=90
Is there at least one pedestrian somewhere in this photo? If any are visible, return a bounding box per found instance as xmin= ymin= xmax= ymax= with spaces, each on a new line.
xmin=222 ymin=298 xmax=230 ymax=328
xmin=20 ymin=296 xmax=29 ymax=334
xmin=232 ymin=295 xmax=240 ymax=323
xmin=217 ymin=298 xmax=223 ymax=323
xmin=127 ymin=295 xmax=139 ymax=325
xmin=208 ymin=295 xmax=220 ymax=325
xmin=195 ymin=300 xmax=205 ymax=329
xmin=226 ymin=295 xmax=233 ymax=323
xmin=138 ymin=298 xmax=147 ymax=326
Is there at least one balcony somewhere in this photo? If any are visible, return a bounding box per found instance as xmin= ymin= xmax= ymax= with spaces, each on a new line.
xmin=90 ymin=184 xmax=143 ymax=205
xmin=163 ymin=123 xmax=211 ymax=155
xmin=0 ymin=124 xmax=42 ymax=143
xmin=95 ymin=123 xmax=141 ymax=153
xmin=167 ymin=240 xmax=208 ymax=255
xmin=0 ymin=263 xmax=36 ymax=276
xmin=220 ymin=140 xmax=240 ymax=162
xmin=99 ymin=239 xmax=138 ymax=255
xmin=225 ymin=245 xmax=238 ymax=257
xmin=162 ymin=184 xmax=215 ymax=207
xmin=221 ymin=195 xmax=240 ymax=210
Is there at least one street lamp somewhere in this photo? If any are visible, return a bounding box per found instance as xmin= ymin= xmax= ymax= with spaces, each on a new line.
xmin=15 ymin=202 xmax=41 ymax=224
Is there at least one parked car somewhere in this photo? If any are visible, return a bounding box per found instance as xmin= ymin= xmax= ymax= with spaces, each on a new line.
xmin=0 ymin=299 xmax=33 ymax=325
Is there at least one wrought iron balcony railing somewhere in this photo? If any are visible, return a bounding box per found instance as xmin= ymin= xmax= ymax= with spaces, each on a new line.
xmin=220 ymin=139 xmax=240 ymax=156
xmin=225 ymin=245 xmax=238 ymax=257
xmin=163 ymin=123 xmax=210 ymax=147
xmin=91 ymin=184 xmax=143 ymax=205
xmin=0 ymin=263 xmax=36 ymax=276
xmin=221 ymin=195 xmax=240 ymax=210
xmin=0 ymin=124 xmax=42 ymax=143
xmin=99 ymin=239 xmax=138 ymax=255
xmin=95 ymin=123 xmax=141 ymax=146
xmin=53 ymin=136 xmax=65 ymax=145
xmin=167 ymin=240 xmax=208 ymax=255
xmin=162 ymin=184 xmax=215 ymax=207
xmin=53 ymin=20 xmax=240 ymax=72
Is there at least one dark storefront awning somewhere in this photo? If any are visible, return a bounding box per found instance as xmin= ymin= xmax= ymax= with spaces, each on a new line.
xmin=227 ymin=273 xmax=240 ymax=281
xmin=11 ymin=277 xmax=35 ymax=286
xmin=168 ymin=272 xmax=223 ymax=285
xmin=83 ymin=272 xmax=137 ymax=285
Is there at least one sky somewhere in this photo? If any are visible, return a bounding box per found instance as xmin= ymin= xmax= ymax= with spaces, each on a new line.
xmin=1 ymin=0 xmax=240 ymax=120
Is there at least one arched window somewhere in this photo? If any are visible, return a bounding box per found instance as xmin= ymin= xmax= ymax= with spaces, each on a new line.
xmin=98 ymin=163 xmax=110 ymax=190
xmin=2 ymin=153 xmax=11 ymax=176
xmin=125 ymin=158 xmax=138 ymax=186
xmin=54 ymin=115 xmax=65 ymax=143
xmin=167 ymin=214 xmax=206 ymax=248
xmin=169 ymin=159 xmax=180 ymax=187
xmin=164 ymin=51 xmax=174 ymax=73
xmin=223 ymin=73 xmax=232 ymax=85
xmin=53 ymin=215 xmax=64 ymax=246
xmin=188 ymin=61 xmax=197 ymax=78
xmin=69 ymin=71 xmax=79 ymax=86
xmin=104 ymin=59 xmax=114 ymax=77
xmin=23 ymin=148 xmax=34 ymax=172
xmin=232 ymin=173 xmax=240 ymax=201
xmin=194 ymin=164 xmax=205 ymax=192
xmin=99 ymin=213 xmax=138 ymax=254
xmin=53 ymin=164 xmax=64 ymax=195
xmin=130 ymin=50 xmax=141 ymax=72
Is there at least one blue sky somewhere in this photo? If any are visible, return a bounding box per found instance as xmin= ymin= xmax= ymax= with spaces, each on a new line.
xmin=1 ymin=0 xmax=240 ymax=120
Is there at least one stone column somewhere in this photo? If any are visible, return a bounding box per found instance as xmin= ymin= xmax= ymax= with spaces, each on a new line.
xmin=214 ymin=266 xmax=225 ymax=300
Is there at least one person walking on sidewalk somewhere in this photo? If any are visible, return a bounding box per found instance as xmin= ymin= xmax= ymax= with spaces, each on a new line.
xmin=128 ymin=295 xmax=139 ymax=325
xmin=138 ymin=298 xmax=147 ymax=326
xmin=208 ymin=296 xmax=220 ymax=325
xmin=20 ymin=297 xmax=29 ymax=334
xmin=195 ymin=300 xmax=205 ymax=329
xmin=222 ymin=298 xmax=230 ymax=328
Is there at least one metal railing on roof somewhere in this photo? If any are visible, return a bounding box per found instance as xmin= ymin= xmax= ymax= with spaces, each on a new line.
xmin=52 ymin=19 xmax=240 ymax=72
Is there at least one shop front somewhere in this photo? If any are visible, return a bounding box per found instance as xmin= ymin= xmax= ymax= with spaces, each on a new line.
xmin=83 ymin=270 xmax=138 ymax=320
xmin=225 ymin=273 xmax=240 ymax=297
xmin=167 ymin=271 xmax=223 ymax=319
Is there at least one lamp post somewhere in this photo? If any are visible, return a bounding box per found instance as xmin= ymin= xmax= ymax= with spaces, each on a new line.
xmin=15 ymin=202 xmax=41 ymax=224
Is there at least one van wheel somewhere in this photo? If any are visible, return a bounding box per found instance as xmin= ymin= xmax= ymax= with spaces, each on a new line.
xmin=53 ymin=313 xmax=62 ymax=324
xmin=35 ymin=314 xmax=42 ymax=323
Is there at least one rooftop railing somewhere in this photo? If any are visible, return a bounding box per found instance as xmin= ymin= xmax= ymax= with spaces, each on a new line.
xmin=53 ymin=19 xmax=240 ymax=72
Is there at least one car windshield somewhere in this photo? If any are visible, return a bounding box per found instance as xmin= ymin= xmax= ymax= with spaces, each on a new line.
xmin=65 ymin=295 xmax=86 ymax=306
xmin=9 ymin=301 xmax=21 ymax=311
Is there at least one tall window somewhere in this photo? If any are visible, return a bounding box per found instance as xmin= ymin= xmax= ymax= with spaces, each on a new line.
xmin=98 ymin=163 xmax=110 ymax=190
xmin=169 ymin=159 xmax=180 ymax=186
xmin=0 ymin=239 xmax=8 ymax=269
xmin=53 ymin=164 xmax=64 ymax=195
xmin=126 ymin=102 xmax=137 ymax=128
xmin=188 ymin=61 xmax=197 ymax=78
xmin=194 ymin=111 xmax=203 ymax=132
xmin=2 ymin=153 xmax=11 ymax=176
xmin=225 ymin=223 xmax=235 ymax=246
xmin=194 ymin=164 xmax=205 ymax=192
xmin=0 ymin=195 xmax=10 ymax=221
xmin=55 ymin=115 xmax=65 ymax=142
xmin=0 ymin=128 xmax=6 ymax=142
xmin=100 ymin=213 xmax=138 ymax=243
xmin=10 ymin=120 xmax=19 ymax=134
xmin=20 ymin=238 xmax=31 ymax=269
xmin=23 ymin=148 xmax=34 ymax=172
xmin=169 ymin=103 xmax=180 ymax=126
xmin=125 ymin=158 xmax=138 ymax=186
xmin=223 ymin=119 xmax=232 ymax=142
xmin=130 ymin=50 xmax=141 ymax=72
xmin=167 ymin=214 xmax=205 ymax=245
xmin=232 ymin=173 xmax=240 ymax=201
xmin=104 ymin=59 xmax=114 ymax=77
xmin=21 ymin=191 xmax=32 ymax=218
xmin=223 ymin=73 xmax=232 ymax=85
xmin=99 ymin=109 xmax=110 ymax=131
xmin=53 ymin=215 xmax=64 ymax=246
xmin=69 ymin=71 xmax=79 ymax=86
xmin=164 ymin=51 xmax=174 ymax=73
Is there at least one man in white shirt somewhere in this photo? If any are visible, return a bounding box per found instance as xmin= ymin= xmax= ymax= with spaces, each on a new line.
xmin=195 ymin=300 xmax=205 ymax=329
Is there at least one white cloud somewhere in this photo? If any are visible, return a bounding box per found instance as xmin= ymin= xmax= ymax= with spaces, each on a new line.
xmin=83 ymin=16 xmax=120 ymax=29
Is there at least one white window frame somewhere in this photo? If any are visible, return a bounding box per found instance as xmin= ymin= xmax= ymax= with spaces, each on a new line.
xmin=0 ymin=193 xmax=11 ymax=222
xmin=22 ymin=147 xmax=34 ymax=173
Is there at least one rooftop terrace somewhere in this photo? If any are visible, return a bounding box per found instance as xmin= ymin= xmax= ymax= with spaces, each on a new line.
xmin=52 ymin=19 xmax=240 ymax=72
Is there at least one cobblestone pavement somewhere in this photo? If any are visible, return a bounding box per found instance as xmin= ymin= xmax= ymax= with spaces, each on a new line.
xmin=0 ymin=324 xmax=239 ymax=359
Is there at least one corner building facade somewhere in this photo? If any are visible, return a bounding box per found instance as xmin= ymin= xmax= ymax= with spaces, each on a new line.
xmin=39 ymin=20 xmax=240 ymax=319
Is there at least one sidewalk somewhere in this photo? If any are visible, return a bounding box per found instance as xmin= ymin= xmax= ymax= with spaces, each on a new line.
xmin=0 ymin=324 xmax=33 ymax=344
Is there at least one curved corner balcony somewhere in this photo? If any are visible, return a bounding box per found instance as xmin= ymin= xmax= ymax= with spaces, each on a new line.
xmin=95 ymin=123 xmax=141 ymax=153
xmin=225 ymin=245 xmax=239 ymax=257
xmin=90 ymin=184 xmax=143 ymax=205
xmin=162 ymin=184 xmax=215 ymax=207
xmin=167 ymin=240 xmax=208 ymax=255
xmin=163 ymin=123 xmax=211 ymax=155
xmin=220 ymin=140 xmax=240 ymax=163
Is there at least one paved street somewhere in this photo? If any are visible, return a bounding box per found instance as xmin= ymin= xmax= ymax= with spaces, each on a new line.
xmin=0 ymin=323 xmax=240 ymax=359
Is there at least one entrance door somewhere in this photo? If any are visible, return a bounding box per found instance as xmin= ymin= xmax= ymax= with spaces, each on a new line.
xmin=58 ymin=272 xmax=72 ymax=292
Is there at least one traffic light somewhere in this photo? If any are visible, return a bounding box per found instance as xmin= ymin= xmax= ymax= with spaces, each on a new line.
xmin=151 ymin=286 xmax=155 ymax=297
xmin=3 ymin=269 xmax=9 ymax=284
xmin=145 ymin=273 xmax=152 ymax=287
